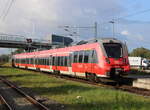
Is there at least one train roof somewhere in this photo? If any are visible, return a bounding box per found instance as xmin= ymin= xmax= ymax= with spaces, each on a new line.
xmin=13 ymin=38 xmax=123 ymax=58
xmin=76 ymin=38 xmax=122 ymax=45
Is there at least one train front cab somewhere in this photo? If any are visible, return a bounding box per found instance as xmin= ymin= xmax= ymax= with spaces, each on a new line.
xmin=98 ymin=39 xmax=130 ymax=79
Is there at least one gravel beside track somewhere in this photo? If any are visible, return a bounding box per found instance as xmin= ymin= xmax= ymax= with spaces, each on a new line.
xmin=0 ymin=95 xmax=12 ymax=110
xmin=0 ymin=76 xmax=64 ymax=110
xmin=0 ymin=79 xmax=39 ymax=110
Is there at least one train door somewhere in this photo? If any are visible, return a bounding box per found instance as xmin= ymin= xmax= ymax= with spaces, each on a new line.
xmin=52 ymin=55 xmax=58 ymax=71
xmin=91 ymin=50 xmax=98 ymax=73
xmin=49 ymin=55 xmax=53 ymax=72
xmin=68 ymin=52 xmax=75 ymax=76
xmin=83 ymin=50 xmax=92 ymax=73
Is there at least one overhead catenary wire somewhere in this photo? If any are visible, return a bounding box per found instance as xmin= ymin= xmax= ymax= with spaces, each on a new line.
xmin=114 ymin=8 xmax=150 ymax=21
xmin=0 ymin=0 xmax=10 ymax=20
xmin=0 ymin=0 xmax=15 ymax=21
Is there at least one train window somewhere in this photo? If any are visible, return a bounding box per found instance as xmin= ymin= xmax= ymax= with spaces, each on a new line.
xmin=40 ymin=58 xmax=42 ymax=65
xmin=30 ymin=58 xmax=32 ymax=64
xmin=26 ymin=58 xmax=28 ymax=64
xmin=38 ymin=58 xmax=41 ymax=65
xmin=52 ymin=57 xmax=55 ymax=66
xmin=78 ymin=51 xmax=84 ymax=63
xmin=64 ymin=56 xmax=68 ymax=66
xmin=43 ymin=58 xmax=47 ymax=65
xmin=46 ymin=58 xmax=48 ymax=65
xmin=57 ymin=56 xmax=60 ymax=66
xmin=84 ymin=50 xmax=90 ymax=63
xmin=49 ymin=56 xmax=52 ymax=65
xmin=42 ymin=58 xmax=44 ymax=65
xmin=62 ymin=56 xmax=65 ymax=66
xmin=43 ymin=58 xmax=45 ymax=65
xmin=46 ymin=57 xmax=49 ymax=65
xmin=34 ymin=58 xmax=37 ymax=65
xmin=91 ymin=50 xmax=98 ymax=63
xmin=41 ymin=58 xmax=43 ymax=65
xmin=39 ymin=58 xmax=41 ymax=65
xmin=103 ymin=43 xmax=122 ymax=58
xmin=29 ymin=58 xmax=31 ymax=64
xmin=68 ymin=53 xmax=72 ymax=66
xmin=73 ymin=51 xmax=78 ymax=63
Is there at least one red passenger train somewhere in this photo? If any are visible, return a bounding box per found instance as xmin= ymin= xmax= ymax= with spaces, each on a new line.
xmin=12 ymin=38 xmax=130 ymax=81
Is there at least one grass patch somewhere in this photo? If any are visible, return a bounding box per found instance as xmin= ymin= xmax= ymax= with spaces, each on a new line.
xmin=0 ymin=67 xmax=150 ymax=110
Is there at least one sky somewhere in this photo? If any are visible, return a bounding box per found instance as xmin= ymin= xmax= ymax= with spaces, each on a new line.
xmin=0 ymin=0 xmax=150 ymax=54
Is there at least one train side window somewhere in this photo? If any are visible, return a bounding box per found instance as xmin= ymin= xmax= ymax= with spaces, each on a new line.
xmin=84 ymin=50 xmax=90 ymax=63
xmin=25 ymin=59 xmax=27 ymax=64
xmin=41 ymin=58 xmax=42 ymax=65
xmin=46 ymin=57 xmax=49 ymax=65
xmin=29 ymin=58 xmax=31 ymax=64
xmin=30 ymin=58 xmax=33 ymax=64
xmin=55 ymin=56 xmax=58 ymax=66
xmin=39 ymin=58 xmax=41 ymax=65
xmin=41 ymin=58 xmax=43 ymax=65
xmin=35 ymin=58 xmax=37 ymax=64
xmin=42 ymin=58 xmax=44 ymax=65
xmin=52 ymin=57 xmax=55 ymax=66
xmin=91 ymin=50 xmax=98 ymax=63
xmin=60 ymin=56 xmax=63 ymax=66
xmin=30 ymin=58 xmax=31 ymax=64
xmin=43 ymin=58 xmax=46 ymax=65
xmin=64 ymin=56 xmax=67 ymax=66
xmin=43 ymin=58 xmax=45 ymax=65
xmin=68 ymin=53 xmax=72 ymax=66
xmin=49 ymin=56 xmax=52 ymax=65
xmin=57 ymin=56 xmax=60 ymax=66
xmin=73 ymin=51 xmax=78 ymax=63
xmin=45 ymin=58 xmax=46 ymax=65
xmin=78 ymin=51 xmax=84 ymax=63
xmin=40 ymin=58 xmax=42 ymax=65
xmin=45 ymin=58 xmax=47 ymax=65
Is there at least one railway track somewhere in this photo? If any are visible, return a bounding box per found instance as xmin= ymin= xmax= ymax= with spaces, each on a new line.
xmin=0 ymin=77 xmax=50 ymax=110
xmin=40 ymin=71 xmax=150 ymax=97
xmin=0 ymin=95 xmax=12 ymax=110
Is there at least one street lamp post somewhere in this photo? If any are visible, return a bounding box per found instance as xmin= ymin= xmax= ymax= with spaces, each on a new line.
xmin=109 ymin=20 xmax=115 ymax=37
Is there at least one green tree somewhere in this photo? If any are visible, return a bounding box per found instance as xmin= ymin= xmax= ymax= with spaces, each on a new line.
xmin=12 ymin=48 xmax=24 ymax=54
xmin=130 ymin=47 xmax=150 ymax=58
xmin=0 ymin=54 xmax=9 ymax=64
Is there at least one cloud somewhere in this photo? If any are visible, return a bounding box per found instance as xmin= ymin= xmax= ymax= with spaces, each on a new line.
xmin=121 ymin=30 xmax=130 ymax=36
xmin=0 ymin=0 xmax=149 ymax=54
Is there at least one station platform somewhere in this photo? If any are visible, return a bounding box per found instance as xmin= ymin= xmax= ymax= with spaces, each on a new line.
xmin=126 ymin=74 xmax=150 ymax=90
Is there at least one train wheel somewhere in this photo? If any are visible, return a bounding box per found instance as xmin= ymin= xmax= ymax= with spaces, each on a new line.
xmin=86 ymin=73 xmax=98 ymax=82
xmin=54 ymin=70 xmax=60 ymax=75
xmin=36 ymin=68 xmax=40 ymax=72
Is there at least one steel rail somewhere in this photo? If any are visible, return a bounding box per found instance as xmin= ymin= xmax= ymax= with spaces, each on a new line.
xmin=39 ymin=71 xmax=150 ymax=97
xmin=0 ymin=95 xmax=13 ymax=110
xmin=0 ymin=77 xmax=50 ymax=110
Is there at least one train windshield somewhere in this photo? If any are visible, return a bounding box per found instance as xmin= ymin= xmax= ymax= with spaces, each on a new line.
xmin=103 ymin=43 xmax=122 ymax=58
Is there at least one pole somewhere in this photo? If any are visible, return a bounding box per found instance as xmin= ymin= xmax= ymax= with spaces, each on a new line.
xmin=112 ymin=21 xmax=115 ymax=38
xmin=109 ymin=20 xmax=115 ymax=38
xmin=94 ymin=22 xmax=97 ymax=39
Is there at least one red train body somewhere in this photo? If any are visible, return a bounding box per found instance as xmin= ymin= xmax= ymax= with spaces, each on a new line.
xmin=12 ymin=38 xmax=130 ymax=81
